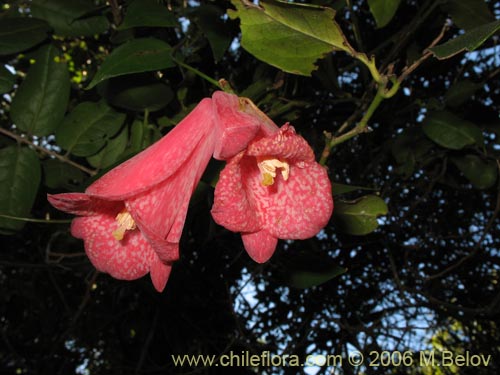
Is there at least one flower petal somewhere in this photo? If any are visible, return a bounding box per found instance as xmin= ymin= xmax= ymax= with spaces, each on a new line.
xmin=149 ymin=257 xmax=172 ymax=292
xmin=86 ymin=98 xmax=214 ymax=200
xmin=241 ymin=230 xmax=278 ymax=263
xmin=212 ymin=92 xmax=271 ymax=160
xmin=251 ymin=162 xmax=333 ymax=239
xmin=125 ymin=129 xmax=216 ymax=262
xmin=211 ymin=152 xmax=261 ymax=233
xmin=247 ymin=124 xmax=314 ymax=163
xmin=47 ymin=193 xmax=119 ymax=216
xmin=71 ymin=215 xmax=160 ymax=282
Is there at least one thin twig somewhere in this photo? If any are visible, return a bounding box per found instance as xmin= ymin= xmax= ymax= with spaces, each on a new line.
xmin=0 ymin=127 xmax=97 ymax=176
xmin=398 ymin=22 xmax=450 ymax=83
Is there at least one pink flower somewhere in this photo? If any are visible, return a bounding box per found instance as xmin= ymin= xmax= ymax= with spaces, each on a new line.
xmin=211 ymin=122 xmax=334 ymax=263
xmin=48 ymin=92 xmax=265 ymax=292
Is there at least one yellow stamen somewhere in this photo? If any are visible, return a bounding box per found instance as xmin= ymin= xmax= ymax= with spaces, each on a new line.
xmin=112 ymin=210 xmax=136 ymax=240
xmin=257 ymin=158 xmax=290 ymax=186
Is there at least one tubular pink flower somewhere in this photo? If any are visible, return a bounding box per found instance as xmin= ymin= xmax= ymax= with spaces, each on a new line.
xmin=211 ymin=122 xmax=334 ymax=263
xmin=48 ymin=92 xmax=265 ymax=292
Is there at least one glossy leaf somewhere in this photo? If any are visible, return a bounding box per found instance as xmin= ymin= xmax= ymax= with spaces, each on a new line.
xmin=334 ymin=195 xmax=388 ymax=235
xmin=31 ymin=0 xmax=109 ymax=37
xmin=0 ymin=147 xmax=41 ymax=232
xmin=43 ymin=159 xmax=86 ymax=190
xmin=0 ymin=66 xmax=15 ymax=94
xmin=429 ymin=20 xmax=500 ymax=59
xmin=228 ymin=0 xmax=350 ymax=76
xmin=10 ymin=44 xmax=70 ymax=136
xmin=367 ymin=0 xmax=402 ymax=29
xmin=107 ymin=82 xmax=174 ymax=112
xmin=56 ymin=101 xmax=125 ymax=157
xmin=87 ymin=38 xmax=175 ymax=89
xmin=441 ymin=0 xmax=495 ymax=31
xmin=284 ymin=253 xmax=346 ymax=289
xmin=445 ymin=79 xmax=483 ymax=107
xmin=451 ymin=155 xmax=498 ymax=189
xmin=118 ymin=0 xmax=177 ymax=30
xmin=0 ymin=17 xmax=51 ymax=56
xmin=87 ymin=127 xmax=128 ymax=169
xmin=422 ymin=111 xmax=483 ymax=150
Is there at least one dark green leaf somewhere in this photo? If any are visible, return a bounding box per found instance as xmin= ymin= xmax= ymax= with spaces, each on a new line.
xmin=87 ymin=38 xmax=175 ymax=89
xmin=367 ymin=0 xmax=402 ymax=29
xmin=43 ymin=159 xmax=86 ymax=190
xmin=451 ymin=155 xmax=497 ymax=189
xmin=87 ymin=127 xmax=128 ymax=169
xmin=422 ymin=111 xmax=483 ymax=150
xmin=0 ymin=147 xmax=41 ymax=232
xmin=284 ymin=253 xmax=346 ymax=289
xmin=429 ymin=20 xmax=500 ymax=60
xmin=0 ymin=17 xmax=51 ymax=56
xmin=332 ymin=183 xmax=376 ymax=196
xmin=56 ymin=101 xmax=125 ymax=157
xmin=10 ymin=44 xmax=70 ymax=136
xmin=107 ymin=82 xmax=174 ymax=112
xmin=192 ymin=5 xmax=233 ymax=61
xmin=441 ymin=0 xmax=495 ymax=31
xmin=129 ymin=120 xmax=145 ymax=154
xmin=119 ymin=0 xmax=177 ymax=30
xmin=0 ymin=66 xmax=15 ymax=94
xmin=334 ymin=195 xmax=388 ymax=235
xmin=31 ymin=0 xmax=109 ymax=37
xmin=228 ymin=0 xmax=350 ymax=76
xmin=445 ymin=79 xmax=483 ymax=107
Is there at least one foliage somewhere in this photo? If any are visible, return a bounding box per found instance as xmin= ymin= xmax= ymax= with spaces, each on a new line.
xmin=1 ymin=0 xmax=500 ymax=374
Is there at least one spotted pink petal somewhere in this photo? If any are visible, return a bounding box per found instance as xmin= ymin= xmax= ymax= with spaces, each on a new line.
xmin=48 ymin=91 xmax=275 ymax=291
xmin=71 ymin=215 xmax=171 ymax=292
xmin=212 ymin=122 xmax=334 ymax=262
xmin=211 ymin=152 xmax=260 ymax=233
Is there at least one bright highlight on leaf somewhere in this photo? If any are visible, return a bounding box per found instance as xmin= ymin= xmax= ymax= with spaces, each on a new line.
xmin=228 ymin=0 xmax=351 ymax=76
xmin=429 ymin=20 xmax=500 ymax=59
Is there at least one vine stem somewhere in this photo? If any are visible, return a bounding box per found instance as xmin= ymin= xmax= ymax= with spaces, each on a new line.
xmin=0 ymin=127 xmax=97 ymax=176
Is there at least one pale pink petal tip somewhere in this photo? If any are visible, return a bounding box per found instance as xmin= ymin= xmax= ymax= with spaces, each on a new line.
xmin=150 ymin=258 xmax=172 ymax=292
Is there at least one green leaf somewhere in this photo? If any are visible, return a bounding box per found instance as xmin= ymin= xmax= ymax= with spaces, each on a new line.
xmin=0 ymin=17 xmax=51 ymax=56
xmin=367 ymin=0 xmax=402 ymax=29
xmin=106 ymin=81 xmax=174 ymax=112
xmin=0 ymin=147 xmax=41 ymax=232
xmin=451 ymin=155 xmax=497 ymax=189
xmin=332 ymin=183 xmax=376 ymax=196
xmin=228 ymin=0 xmax=350 ymax=76
xmin=422 ymin=111 xmax=483 ymax=150
xmin=0 ymin=66 xmax=15 ymax=94
xmin=129 ymin=120 xmax=145 ymax=154
xmin=441 ymin=0 xmax=495 ymax=31
xmin=445 ymin=79 xmax=483 ymax=107
xmin=87 ymin=38 xmax=175 ymax=89
xmin=192 ymin=5 xmax=233 ymax=62
xmin=10 ymin=44 xmax=70 ymax=136
xmin=284 ymin=253 xmax=346 ymax=289
xmin=56 ymin=101 xmax=126 ymax=157
xmin=43 ymin=159 xmax=86 ymax=190
xmin=334 ymin=195 xmax=388 ymax=235
xmin=87 ymin=127 xmax=128 ymax=169
xmin=31 ymin=0 xmax=109 ymax=37
xmin=118 ymin=0 xmax=177 ymax=30
xmin=429 ymin=20 xmax=500 ymax=60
